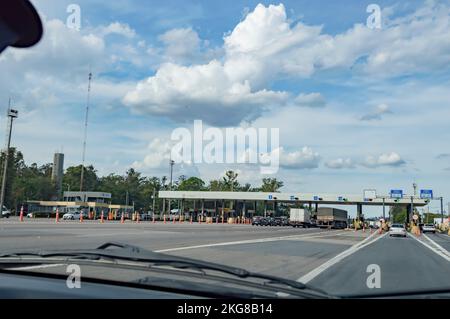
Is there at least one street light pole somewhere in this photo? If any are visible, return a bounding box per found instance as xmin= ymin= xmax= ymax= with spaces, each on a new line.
xmin=0 ymin=104 xmax=18 ymax=218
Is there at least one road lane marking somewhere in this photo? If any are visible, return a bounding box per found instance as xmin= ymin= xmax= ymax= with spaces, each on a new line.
xmin=408 ymin=233 xmax=450 ymax=262
xmin=155 ymin=230 xmax=347 ymax=253
xmin=297 ymin=232 xmax=387 ymax=284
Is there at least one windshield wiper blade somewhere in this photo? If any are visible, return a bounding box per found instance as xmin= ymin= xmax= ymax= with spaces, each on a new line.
xmin=0 ymin=242 xmax=333 ymax=298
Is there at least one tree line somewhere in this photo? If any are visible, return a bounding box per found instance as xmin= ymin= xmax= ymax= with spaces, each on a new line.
xmin=0 ymin=148 xmax=284 ymax=213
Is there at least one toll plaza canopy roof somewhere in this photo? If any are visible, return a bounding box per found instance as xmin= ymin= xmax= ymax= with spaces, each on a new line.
xmin=159 ymin=191 xmax=428 ymax=207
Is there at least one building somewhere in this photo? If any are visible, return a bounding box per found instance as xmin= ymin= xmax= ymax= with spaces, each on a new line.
xmin=51 ymin=153 xmax=64 ymax=199
xmin=26 ymin=191 xmax=132 ymax=219
xmin=63 ymin=191 xmax=111 ymax=203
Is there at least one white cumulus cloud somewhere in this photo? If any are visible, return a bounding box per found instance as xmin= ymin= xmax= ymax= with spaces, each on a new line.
xmin=362 ymin=152 xmax=405 ymax=168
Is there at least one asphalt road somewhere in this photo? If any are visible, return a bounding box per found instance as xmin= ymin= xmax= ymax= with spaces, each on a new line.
xmin=0 ymin=217 xmax=449 ymax=297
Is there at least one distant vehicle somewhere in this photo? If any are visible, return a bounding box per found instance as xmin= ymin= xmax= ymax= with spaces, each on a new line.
xmin=389 ymin=224 xmax=407 ymax=237
xmin=26 ymin=213 xmax=33 ymax=218
xmin=62 ymin=211 xmax=88 ymax=220
xmin=1 ymin=205 xmax=11 ymax=218
xmin=138 ymin=212 xmax=153 ymax=221
xmin=316 ymin=208 xmax=348 ymax=229
xmin=252 ymin=216 xmax=264 ymax=226
xmin=273 ymin=216 xmax=289 ymax=226
xmin=422 ymin=224 xmax=436 ymax=234
xmin=289 ymin=208 xmax=311 ymax=228
xmin=262 ymin=217 xmax=274 ymax=226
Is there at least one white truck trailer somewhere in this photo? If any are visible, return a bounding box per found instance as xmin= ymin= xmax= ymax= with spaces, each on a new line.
xmin=289 ymin=208 xmax=312 ymax=228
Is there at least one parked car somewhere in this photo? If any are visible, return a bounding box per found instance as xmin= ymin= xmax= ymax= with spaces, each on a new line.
xmin=422 ymin=224 xmax=436 ymax=234
xmin=389 ymin=223 xmax=407 ymax=237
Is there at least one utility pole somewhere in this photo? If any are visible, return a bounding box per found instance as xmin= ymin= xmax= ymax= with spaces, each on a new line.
xmin=80 ymin=71 xmax=92 ymax=192
xmin=440 ymin=197 xmax=444 ymax=224
xmin=0 ymin=101 xmax=18 ymax=218
xmin=168 ymin=159 xmax=174 ymax=215
xmin=152 ymin=188 xmax=156 ymax=216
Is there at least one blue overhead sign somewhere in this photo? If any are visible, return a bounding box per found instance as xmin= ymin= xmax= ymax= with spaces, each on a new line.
xmin=390 ymin=190 xmax=403 ymax=199
xmin=290 ymin=195 xmax=295 ymax=201
xmin=420 ymin=189 xmax=433 ymax=199
xmin=268 ymin=194 xmax=273 ymax=200
xmin=313 ymin=196 xmax=319 ymax=201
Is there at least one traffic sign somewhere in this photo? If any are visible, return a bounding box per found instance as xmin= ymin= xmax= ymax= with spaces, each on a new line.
xmin=313 ymin=196 xmax=319 ymax=201
xmin=390 ymin=190 xmax=403 ymax=199
xmin=420 ymin=189 xmax=433 ymax=199
xmin=290 ymin=195 xmax=295 ymax=201
xmin=268 ymin=194 xmax=273 ymax=200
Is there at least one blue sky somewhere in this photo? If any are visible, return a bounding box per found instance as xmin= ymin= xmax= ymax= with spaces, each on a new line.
xmin=1 ymin=0 xmax=450 ymax=217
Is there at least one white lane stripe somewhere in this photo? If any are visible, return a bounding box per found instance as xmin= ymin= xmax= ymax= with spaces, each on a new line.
xmin=9 ymin=264 xmax=65 ymax=271
xmin=155 ymin=230 xmax=345 ymax=253
xmin=422 ymin=233 xmax=450 ymax=256
xmin=408 ymin=233 xmax=450 ymax=262
xmin=297 ymin=231 xmax=386 ymax=284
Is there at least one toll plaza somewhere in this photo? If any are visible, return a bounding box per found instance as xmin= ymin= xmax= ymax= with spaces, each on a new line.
xmin=158 ymin=190 xmax=430 ymax=222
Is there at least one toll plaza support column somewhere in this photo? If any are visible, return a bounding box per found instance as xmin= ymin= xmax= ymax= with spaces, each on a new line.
xmin=357 ymin=204 xmax=362 ymax=220
xmin=242 ymin=201 xmax=246 ymax=222
xmin=201 ymin=199 xmax=205 ymax=221
xmin=221 ymin=199 xmax=225 ymax=223
xmin=264 ymin=201 xmax=267 ymax=217
xmin=162 ymin=199 xmax=166 ymax=217
xmin=406 ymin=204 xmax=412 ymax=224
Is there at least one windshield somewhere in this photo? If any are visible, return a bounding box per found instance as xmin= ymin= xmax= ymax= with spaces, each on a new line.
xmin=0 ymin=0 xmax=449 ymax=303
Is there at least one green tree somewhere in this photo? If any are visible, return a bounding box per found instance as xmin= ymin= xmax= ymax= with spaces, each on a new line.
xmin=390 ymin=205 xmax=407 ymax=223
xmin=259 ymin=178 xmax=284 ymax=192
xmin=223 ymin=170 xmax=239 ymax=191
xmin=207 ymin=179 xmax=225 ymax=191
xmin=63 ymin=165 xmax=98 ymax=191
xmin=178 ymin=177 xmax=205 ymax=191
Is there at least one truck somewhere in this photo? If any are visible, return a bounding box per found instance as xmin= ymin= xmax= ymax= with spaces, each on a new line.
xmin=289 ymin=208 xmax=312 ymax=228
xmin=316 ymin=207 xmax=348 ymax=229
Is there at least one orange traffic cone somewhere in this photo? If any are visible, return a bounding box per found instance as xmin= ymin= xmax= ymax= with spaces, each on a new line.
xmin=163 ymin=215 xmax=166 ymax=224
xmin=121 ymin=212 xmax=124 ymax=224
xmin=152 ymin=215 xmax=155 ymax=223
xmin=100 ymin=210 xmax=104 ymax=223
xmin=55 ymin=208 xmax=59 ymax=223
xmin=80 ymin=211 xmax=84 ymax=223
xmin=136 ymin=212 xmax=140 ymax=224
xmin=19 ymin=206 xmax=24 ymax=222
xmin=190 ymin=216 xmax=193 ymax=224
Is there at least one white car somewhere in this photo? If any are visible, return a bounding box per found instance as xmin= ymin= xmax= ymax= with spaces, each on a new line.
xmin=2 ymin=205 xmax=11 ymax=218
xmin=62 ymin=212 xmax=88 ymax=220
xmin=422 ymin=224 xmax=436 ymax=234
xmin=389 ymin=223 xmax=407 ymax=237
